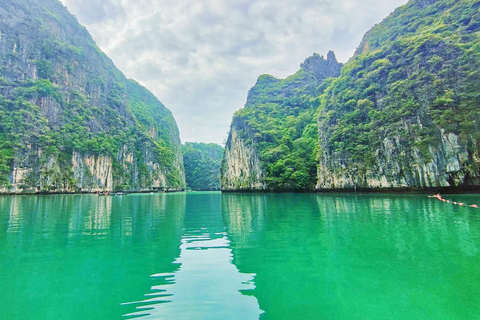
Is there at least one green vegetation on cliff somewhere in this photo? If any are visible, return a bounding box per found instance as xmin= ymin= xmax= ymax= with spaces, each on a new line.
xmin=318 ymin=0 xmax=480 ymax=188
xmin=182 ymin=142 xmax=223 ymax=190
xmin=0 ymin=0 xmax=185 ymax=192
xmin=225 ymin=53 xmax=342 ymax=190
xmin=222 ymin=0 xmax=480 ymax=191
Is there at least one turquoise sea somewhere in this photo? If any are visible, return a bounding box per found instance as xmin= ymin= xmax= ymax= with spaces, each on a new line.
xmin=1 ymin=192 xmax=480 ymax=319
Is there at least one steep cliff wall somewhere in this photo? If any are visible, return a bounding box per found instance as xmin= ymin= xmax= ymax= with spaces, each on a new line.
xmin=316 ymin=0 xmax=480 ymax=191
xmin=221 ymin=52 xmax=342 ymax=191
xmin=317 ymin=131 xmax=474 ymax=190
xmin=221 ymin=125 xmax=266 ymax=191
xmin=0 ymin=0 xmax=185 ymax=193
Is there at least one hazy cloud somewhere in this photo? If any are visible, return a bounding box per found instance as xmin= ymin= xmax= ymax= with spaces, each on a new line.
xmin=61 ymin=0 xmax=408 ymax=144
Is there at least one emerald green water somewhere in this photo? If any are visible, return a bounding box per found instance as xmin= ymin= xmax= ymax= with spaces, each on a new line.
xmin=1 ymin=192 xmax=480 ymax=319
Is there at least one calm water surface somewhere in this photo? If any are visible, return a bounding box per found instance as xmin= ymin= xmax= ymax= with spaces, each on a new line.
xmin=1 ymin=192 xmax=480 ymax=319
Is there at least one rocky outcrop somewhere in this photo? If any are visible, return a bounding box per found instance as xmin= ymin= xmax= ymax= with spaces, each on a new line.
xmin=0 ymin=143 xmax=184 ymax=193
xmin=221 ymin=0 xmax=480 ymax=192
xmin=317 ymin=130 xmax=474 ymax=190
xmin=221 ymin=52 xmax=342 ymax=191
xmin=72 ymin=151 xmax=113 ymax=192
xmin=316 ymin=0 xmax=480 ymax=191
xmin=221 ymin=126 xmax=266 ymax=191
xmin=0 ymin=0 xmax=185 ymax=193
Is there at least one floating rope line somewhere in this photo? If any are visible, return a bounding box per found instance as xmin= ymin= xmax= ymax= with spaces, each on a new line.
xmin=428 ymin=194 xmax=479 ymax=208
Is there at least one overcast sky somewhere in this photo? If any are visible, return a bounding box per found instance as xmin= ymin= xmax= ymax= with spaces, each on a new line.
xmin=60 ymin=0 xmax=408 ymax=145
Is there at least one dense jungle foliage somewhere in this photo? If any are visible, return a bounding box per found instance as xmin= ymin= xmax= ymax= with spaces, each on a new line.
xmin=225 ymin=0 xmax=480 ymax=190
xmin=319 ymin=0 xmax=480 ymax=175
xmin=182 ymin=142 xmax=223 ymax=190
xmin=0 ymin=0 xmax=184 ymax=189
xmin=230 ymin=53 xmax=341 ymax=190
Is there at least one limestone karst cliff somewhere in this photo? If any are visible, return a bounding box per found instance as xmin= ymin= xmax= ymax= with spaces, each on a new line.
xmin=222 ymin=0 xmax=480 ymax=192
xmin=221 ymin=123 xmax=266 ymax=191
xmin=0 ymin=0 xmax=185 ymax=193
xmin=221 ymin=52 xmax=342 ymax=191
xmin=317 ymin=0 xmax=480 ymax=190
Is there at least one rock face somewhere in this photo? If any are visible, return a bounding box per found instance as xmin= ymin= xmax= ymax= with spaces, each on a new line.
xmin=221 ymin=0 xmax=480 ymax=192
xmin=316 ymin=0 xmax=480 ymax=191
xmin=0 ymin=0 xmax=185 ymax=193
xmin=221 ymin=125 xmax=266 ymax=191
xmin=221 ymin=52 xmax=342 ymax=191
xmin=317 ymin=131 xmax=472 ymax=190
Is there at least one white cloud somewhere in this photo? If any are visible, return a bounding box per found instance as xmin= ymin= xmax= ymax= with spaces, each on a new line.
xmin=61 ymin=0 xmax=408 ymax=144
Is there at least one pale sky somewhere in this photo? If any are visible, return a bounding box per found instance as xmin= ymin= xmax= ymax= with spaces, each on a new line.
xmin=60 ymin=0 xmax=409 ymax=145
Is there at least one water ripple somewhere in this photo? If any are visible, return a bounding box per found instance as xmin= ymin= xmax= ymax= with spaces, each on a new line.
xmin=122 ymin=235 xmax=262 ymax=319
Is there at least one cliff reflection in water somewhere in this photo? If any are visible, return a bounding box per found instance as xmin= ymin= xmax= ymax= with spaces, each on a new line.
xmin=0 ymin=194 xmax=185 ymax=320
xmin=123 ymin=192 xmax=262 ymax=320
xmin=222 ymin=193 xmax=480 ymax=320
xmin=1 ymin=193 xmax=479 ymax=320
